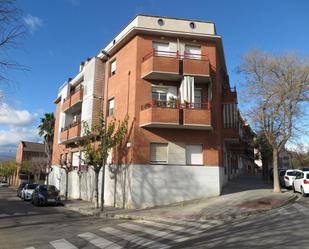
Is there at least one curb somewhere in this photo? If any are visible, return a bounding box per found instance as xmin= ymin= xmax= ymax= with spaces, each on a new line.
xmin=112 ymin=194 xmax=299 ymax=222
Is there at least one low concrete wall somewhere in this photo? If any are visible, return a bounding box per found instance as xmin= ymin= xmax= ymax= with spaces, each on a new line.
xmin=49 ymin=164 xmax=225 ymax=209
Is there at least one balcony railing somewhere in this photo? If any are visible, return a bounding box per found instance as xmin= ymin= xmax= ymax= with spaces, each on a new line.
xmin=140 ymin=99 xmax=212 ymax=130
xmin=223 ymin=122 xmax=240 ymax=142
xmin=223 ymin=86 xmax=237 ymax=103
xmin=60 ymin=121 xmax=81 ymax=143
xmin=141 ymin=50 xmax=210 ymax=82
xmin=141 ymin=100 xmax=210 ymax=110
xmin=62 ymin=86 xmax=83 ymax=112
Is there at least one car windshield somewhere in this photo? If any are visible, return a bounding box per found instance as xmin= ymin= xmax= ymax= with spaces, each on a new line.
xmin=280 ymin=171 xmax=286 ymax=176
xmin=306 ymin=174 xmax=309 ymax=179
xmin=39 ymin=185 xmax=58 ymax=192
xmin=27 ymin=184 xmax=37 ymax=189
xmin=19 ymin=183 xmax=27 ymax=188
xmin=287 ymin=171 xmax=298 ymax=176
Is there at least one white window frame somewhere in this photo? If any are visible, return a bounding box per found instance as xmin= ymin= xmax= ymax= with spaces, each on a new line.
xmin=150 ymin=143 xmax=168 ymax=164
xmin=108 ymin=98 xmax=115 ymax=116
xmin=111 ymin=59 xmax=116 ymax=75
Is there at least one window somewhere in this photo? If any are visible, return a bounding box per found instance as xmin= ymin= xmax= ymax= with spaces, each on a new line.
xmin=152 ymin=88 xmax=167 ymax=107
xmin=194 ymin=89 xmax=202 ymax=108
xmin=185 ymin=45 xmax=201 ymax=59
xmin=72 ymin=151 xmax=80 ymax=169
xmin=150 ymin=143 xmax=168 ymax=164
xmin=111 ymin=60 xmax=116 ymax=75
xmin=153 ymin=42 xmax=170 ymax=56
xmin=186 ymin=144 xmax=203 ymax=165
xmin=108 ymin=98 xmax=115 ymax=116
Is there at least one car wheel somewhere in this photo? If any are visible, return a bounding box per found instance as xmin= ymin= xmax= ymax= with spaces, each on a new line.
xmin=301 ymin=187 xmax=306 ymax=197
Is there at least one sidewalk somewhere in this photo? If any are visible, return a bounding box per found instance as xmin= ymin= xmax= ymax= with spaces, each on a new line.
xmin=63 ymin=175 xmax=298 ymax=221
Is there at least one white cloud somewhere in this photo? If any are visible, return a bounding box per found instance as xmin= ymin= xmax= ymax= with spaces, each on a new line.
xmin=23 ymin=14 xmax=43 ymax=33
xmin=0 ymin=127 xmax=40 ymax=147
xmin=0 ymin=103 xmax=34 ymax=126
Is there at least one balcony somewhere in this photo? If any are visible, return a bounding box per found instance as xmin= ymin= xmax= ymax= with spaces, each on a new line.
xmin=141 ymin=50 xmax=180 ymax=81
xmin=62 ymin=86 xmax=83 ymax=113
xmin=183 ymin=53 xmax=210 ymax=83
xmin=183 ymin=103 xmax=211 ymax=128
xmin=60 ymin=122 xmax=81 ymax=144
xmin=140 ymin=100 xmax=212 ymax=130
xmin=223 ymin=87 xmax=237 ymax=103
xmin=223 ymin=124 xmax=240 ymax=143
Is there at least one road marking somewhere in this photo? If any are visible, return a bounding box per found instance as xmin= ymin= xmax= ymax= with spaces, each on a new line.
xmin=293 ymin=203 xmax=308 ymax=213
xmin=78 ymin=232 xmax=122 ymax=249
xmin=24 ymin=247 xmax=35 ymax=249
xmin=277 ymin=208 xmax=290 ymax=215
xmin=118 ymin=222 xmax=186 ymax=242
xmin=27 ymin=211 xmax=39 ymax=215
xmin=166 ymin=220 xmax=222 ymax=229
xmin=12 ymin=212 xmax=24 ymax=216
xmin=50 ymin=239 xmax=78 ymax=249
xmin=101 ymin=226 xmax=170 ymax=249
xmin=136 ymin=220 xmax=203 ymax=234
xmin=0 ymin=213 xmax=10 ymax=217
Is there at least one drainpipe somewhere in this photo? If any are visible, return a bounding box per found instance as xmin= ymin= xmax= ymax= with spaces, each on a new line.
xmin=100 ymin=50 xmax=110 ymax=212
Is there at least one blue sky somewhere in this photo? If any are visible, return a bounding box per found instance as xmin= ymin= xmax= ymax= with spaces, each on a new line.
xmin=0 ymin=0 xmax=309 ymax=155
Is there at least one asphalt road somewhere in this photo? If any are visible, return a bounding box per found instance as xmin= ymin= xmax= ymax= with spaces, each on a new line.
xmin=0 ymin=187 xmax=309 ymax=249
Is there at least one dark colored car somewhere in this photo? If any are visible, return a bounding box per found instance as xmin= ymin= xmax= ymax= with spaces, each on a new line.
xmin=279 ymin=170 xmax=286 ymax=187
xmin=17 ymin=182 xmax=28 ymax=197
xmin=31 ymin=185 xmax=61 ymax=206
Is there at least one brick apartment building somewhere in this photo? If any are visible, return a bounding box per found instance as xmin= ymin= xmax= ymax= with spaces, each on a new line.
xmin=50 ymin=15 xmax=255 ymax=208
xmin=14 ymin=141 xmax=47 ymax=186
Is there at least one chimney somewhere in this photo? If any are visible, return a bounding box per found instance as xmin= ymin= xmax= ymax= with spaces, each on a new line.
xmin=79 ymin=61 xmax=85 ymax=72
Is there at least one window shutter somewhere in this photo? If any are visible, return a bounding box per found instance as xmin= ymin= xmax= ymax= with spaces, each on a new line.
xmin=185 ymin=45 xmax=201 ymax=59
xmin=153 ymin=42 xmax=169 ymax=56
xmin=111 ymin=60 xmax=116 ymax=74
xmin=150 ymin=143 xmax=168 ymax=163
xmin=72 ymin=152 xmax=80 ymax=167
xmin=186 ymin=145 xmax=203 ymax=165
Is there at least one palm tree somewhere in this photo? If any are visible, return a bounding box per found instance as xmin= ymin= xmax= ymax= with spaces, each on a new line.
xmin=38 ymin=113 xmax=55 ymax=185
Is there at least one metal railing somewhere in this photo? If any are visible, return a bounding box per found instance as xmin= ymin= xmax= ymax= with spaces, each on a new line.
xmin=141 ymin=99 xmax=211 ymax=110
xmin=61 ymin=121 xmax=81 ymax=132
xmin=142 ymin=49 xmax=209 ymax=62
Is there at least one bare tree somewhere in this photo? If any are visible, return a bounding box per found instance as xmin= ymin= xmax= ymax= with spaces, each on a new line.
xmin=238 ymin=50 xmax=309 ymax=192
xmin=0 ymin=0 xmax=27 ymax=86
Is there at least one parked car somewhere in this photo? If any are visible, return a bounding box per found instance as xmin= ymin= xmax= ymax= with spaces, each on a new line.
xmin=31 ymin=185 xmax=61 ymax=206
xmin=21 ymin=183 xmax=38 ymax=200
xmin=17 ymin=182 xmax=28 ymax=197
xmin=284 ymin=169 xmax=302 ymax=188
xmin=0 ymin=180 xmax=9 ymax=187
xmin=279 ymin=170 xmax=287 ymax=187
xmin=293 ymin=170 xmax=309 ymax=196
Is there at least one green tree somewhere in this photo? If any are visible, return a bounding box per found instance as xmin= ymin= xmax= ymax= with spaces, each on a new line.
xmin=0 ymin=160 xmax=17 ymax=184
xmin=80 ymin=115 xmax=128 ymax=210
xmin=38 ymin=113 xmax=55 ymax=185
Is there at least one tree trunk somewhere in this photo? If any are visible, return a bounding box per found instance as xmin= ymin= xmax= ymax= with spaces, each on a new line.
xmin=100 ymin=164 xmax=106 ymax=211
xmin=65 ymin=171 xmax=69 ymax=201
xmin=273 ymin=148 xmax=281 ymax=193
xmin=94 ymin=170 xmax=99 ymax=209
